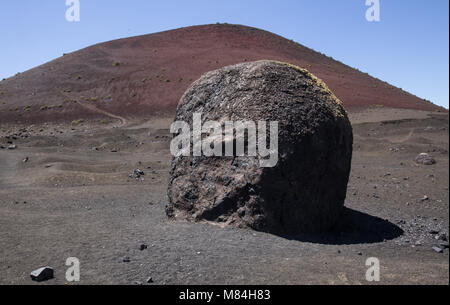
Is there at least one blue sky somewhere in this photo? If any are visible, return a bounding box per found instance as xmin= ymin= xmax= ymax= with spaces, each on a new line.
xmin=0 ymin=0 xmax=448 ymax=108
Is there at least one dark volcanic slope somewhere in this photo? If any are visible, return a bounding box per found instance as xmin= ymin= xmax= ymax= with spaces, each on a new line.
xmin=0 ymin=24 xmax=443 ymax=124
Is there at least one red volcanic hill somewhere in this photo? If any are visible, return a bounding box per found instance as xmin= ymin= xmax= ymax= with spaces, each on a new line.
xmin=0 ymin=24 xmax=443 ymax=124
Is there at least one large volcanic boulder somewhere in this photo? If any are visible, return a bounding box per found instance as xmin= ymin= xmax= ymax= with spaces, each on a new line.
xmin=166 ymin=60 xmax=353 ymax=234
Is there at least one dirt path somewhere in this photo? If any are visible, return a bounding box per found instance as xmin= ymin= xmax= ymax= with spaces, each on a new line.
xmin=78 ymin=102 xmax=128 ymax=127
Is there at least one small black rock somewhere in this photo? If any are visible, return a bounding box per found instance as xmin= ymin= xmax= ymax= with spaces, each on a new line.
xmin=437 ymin=241 xmax=449 ymax=249
xmin=437 ymin=233 xmax=448 ymax=242
xmin=30 ymin=266 xmax=54 ymax=282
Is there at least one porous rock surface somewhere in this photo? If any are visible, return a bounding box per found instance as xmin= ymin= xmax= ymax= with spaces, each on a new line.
xmin=166 ymin=60 xmax=353 ymax=234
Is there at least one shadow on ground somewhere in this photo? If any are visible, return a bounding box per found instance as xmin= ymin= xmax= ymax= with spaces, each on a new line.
xmin=277 ymin=207 xmax=404 ymax=245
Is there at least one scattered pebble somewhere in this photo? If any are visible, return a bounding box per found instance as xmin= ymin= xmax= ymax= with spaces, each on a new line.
xmin=437 ymin=241 xmax=449 ymax=249
xmin=415 ymin=153 xmax=436 ymax=165
xmin=436 ymin=234 xmax=448 ymax=241
xmin=432 ymin=246 xmax=443 ymax=253
xmin=130 ymin=169 xmax=145 ymax=179
xmin=30 ymin=266 xmax=54 ymax=282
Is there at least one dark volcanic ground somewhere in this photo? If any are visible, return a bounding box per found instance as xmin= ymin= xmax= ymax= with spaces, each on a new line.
xmin=0 ymin=108 xmax=448 ymax=285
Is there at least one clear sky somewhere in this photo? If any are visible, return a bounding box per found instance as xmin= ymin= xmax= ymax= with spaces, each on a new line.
xmin=0 ymin=0 xmax=448 ymax=108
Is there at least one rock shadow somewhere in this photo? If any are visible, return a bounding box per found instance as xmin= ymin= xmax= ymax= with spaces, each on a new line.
xmin=273 ymin=207 xmax=404 ymax=245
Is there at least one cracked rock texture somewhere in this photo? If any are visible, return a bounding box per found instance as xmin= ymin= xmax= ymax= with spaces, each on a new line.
xmin=166 ymin=60 xmax=353 ymax=234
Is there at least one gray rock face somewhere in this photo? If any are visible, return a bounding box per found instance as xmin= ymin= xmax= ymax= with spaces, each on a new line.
xmin=166 ymin=60 xmax=353 ymax=234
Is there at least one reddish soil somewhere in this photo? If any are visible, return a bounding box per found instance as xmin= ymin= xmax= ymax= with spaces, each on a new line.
xmin=0 ymin=24 xmax=444 ymax=124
